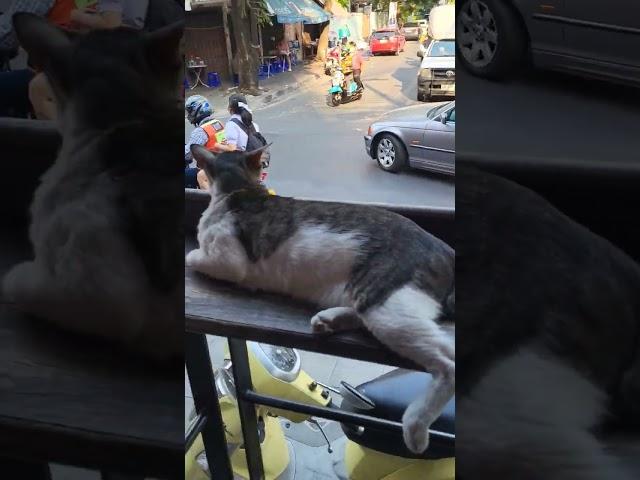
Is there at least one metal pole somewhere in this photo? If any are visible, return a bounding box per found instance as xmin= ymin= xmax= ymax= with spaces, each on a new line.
xmin=185 ymin=333 xmax=234 ymax=480
xmin=228 ymin=339 xmax=265 ymax=480
xmin=242 ymin=390 xmax=456 ymax=441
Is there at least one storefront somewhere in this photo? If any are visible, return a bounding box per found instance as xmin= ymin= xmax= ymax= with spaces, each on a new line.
xmin=262 ymin=0 xmax=331 ymax=60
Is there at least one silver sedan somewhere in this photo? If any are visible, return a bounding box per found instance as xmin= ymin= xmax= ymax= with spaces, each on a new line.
xmin=364 ymin=102 xmax=455 ymax=174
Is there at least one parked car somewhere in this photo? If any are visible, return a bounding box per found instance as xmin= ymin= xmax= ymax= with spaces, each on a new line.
xmin=369 ymin=29 xmax=406 ymax=56
xmin=364 ymin=102 xmax=455 ymax=174
xmin=456 ymin=0 xmax=640 ymax=85
xmin=402 ymin=22 xmax=421 ymax=40
xmin=417 ymin=39 xmax=455 ymax=102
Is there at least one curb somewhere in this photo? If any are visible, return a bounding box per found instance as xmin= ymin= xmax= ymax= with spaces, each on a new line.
xmin=197 ymin=66 xmax=324 ymax=112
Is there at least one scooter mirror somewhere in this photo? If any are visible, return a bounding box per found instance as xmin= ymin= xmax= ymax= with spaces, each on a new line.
xmin=339 ymin=381 xmax=376 ymax=410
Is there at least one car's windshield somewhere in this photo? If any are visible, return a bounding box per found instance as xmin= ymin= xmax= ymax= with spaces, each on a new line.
xmin=404 ymin=22 xmax=418 ymax=27
xmin=426 ymin=103 xmax=452 ymax=120
xmin=428 ymin=40 xmax=455 ymax=57
xmin=372 ymin=31 xmax=394 ymax=39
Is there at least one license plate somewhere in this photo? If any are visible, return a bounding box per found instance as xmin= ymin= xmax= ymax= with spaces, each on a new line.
xmin=442 ymin=84 xmax=455 ymax=92
xmin=379 ymin=39 xmax=388 ymax=43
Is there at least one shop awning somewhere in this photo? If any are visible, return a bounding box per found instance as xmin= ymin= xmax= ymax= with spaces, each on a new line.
xmin=265 ymin=0 xmax=331 ymax=24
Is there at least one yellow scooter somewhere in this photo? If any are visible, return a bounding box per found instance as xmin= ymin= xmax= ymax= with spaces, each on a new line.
xmin=185 ymin=341 xmax=455 ymax=480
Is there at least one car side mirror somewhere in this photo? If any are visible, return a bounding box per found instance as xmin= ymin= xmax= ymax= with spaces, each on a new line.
xmin=440 ymin=114 xmax=448 ymax=124
xmin=417 ymin=50 xmax=423 ymax=58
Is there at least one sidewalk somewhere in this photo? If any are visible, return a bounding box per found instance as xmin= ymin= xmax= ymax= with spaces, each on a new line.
xmin=187 ymin=60 xmax=325 ymax=112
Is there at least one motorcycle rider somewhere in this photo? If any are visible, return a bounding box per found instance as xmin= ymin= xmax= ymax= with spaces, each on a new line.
xmin=184 ymin=94 xmax=234 ymax=189
xmin=351 ymin=43 xmax=365 ymax=92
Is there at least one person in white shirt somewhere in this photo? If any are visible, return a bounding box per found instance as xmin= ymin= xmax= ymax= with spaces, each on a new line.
xmin=224 ymin=93 xmax=261 ymax=152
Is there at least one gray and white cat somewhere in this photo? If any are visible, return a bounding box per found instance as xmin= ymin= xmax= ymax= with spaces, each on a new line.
xmin=1 ymin=14 xmax=184 ymax=359
xmin=186 ymin=144 xmax=456 ymax=453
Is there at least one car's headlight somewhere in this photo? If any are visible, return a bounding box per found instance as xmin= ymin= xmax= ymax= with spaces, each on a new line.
xmin=250 ymin=342 xmax=301 ymax=382
xmin=419 ymin=68 xmax=432 ymax=80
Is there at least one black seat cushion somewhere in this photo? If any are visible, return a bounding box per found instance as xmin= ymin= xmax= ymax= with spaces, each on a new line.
xmin=340 ymin=369 xmax=455 ymax=459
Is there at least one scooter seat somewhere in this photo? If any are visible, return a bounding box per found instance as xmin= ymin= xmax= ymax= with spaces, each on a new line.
xmin=340 ymin=369 xmax=455 ymax=459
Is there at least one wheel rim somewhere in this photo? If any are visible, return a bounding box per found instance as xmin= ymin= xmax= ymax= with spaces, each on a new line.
xmin=457 ymin=0 xmax=498 ymax=68
xmin=377 ymin=139 xmax=396 ymax=167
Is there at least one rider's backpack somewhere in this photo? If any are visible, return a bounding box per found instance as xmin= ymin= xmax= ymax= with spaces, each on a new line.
xmin=229 ymin=118 xmax=270 ymax=166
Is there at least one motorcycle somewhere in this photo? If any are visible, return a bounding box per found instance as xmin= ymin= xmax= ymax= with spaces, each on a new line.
xmin=185 ymin=341 xmax=455 ymax=480
xmin=328 ymin=66 xmax=363 ymax=107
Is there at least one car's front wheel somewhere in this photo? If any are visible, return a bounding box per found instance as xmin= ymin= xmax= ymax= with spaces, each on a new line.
xmin=375 ymin=134 xmax=406 ymax=173
xmin=456 ymin=0 xmax=527 ymax=79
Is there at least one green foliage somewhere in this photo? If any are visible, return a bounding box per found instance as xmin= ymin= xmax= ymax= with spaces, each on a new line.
xmin=237 ymin=0 xmax=272 ymax=26
xmin=371 ymin=0 xmax=440 ymax=20
xmin=336 ymin=0 xmax=350 ymax=8
xmin=250 ymin=0 xmax=273 ymax=26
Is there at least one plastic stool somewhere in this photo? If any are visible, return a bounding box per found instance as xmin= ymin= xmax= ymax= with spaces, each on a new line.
xmin=233 ymin=74 xmax=239 ymax=86
xmin=207 ymin=72 xmax=221 ymax=88
xmin=183 ymin=78 xmax=190 ymax=89
xmin=271 ymin=59 xmax=283 ymax=74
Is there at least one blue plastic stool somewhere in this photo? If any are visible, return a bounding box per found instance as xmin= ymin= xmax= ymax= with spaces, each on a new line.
xmin=183 ymin=78 xmax=190 ymax=89
xmin=233 ymin=74 xmax=239 ymax=86
xmin=207 ymin=72 xmax=221 ymax=88
xmin=271 ymin=59 xmax=283 ymax=74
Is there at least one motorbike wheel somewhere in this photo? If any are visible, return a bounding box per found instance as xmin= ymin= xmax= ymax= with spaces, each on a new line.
xmin=330 ymin=93 xmax=342 ymax=107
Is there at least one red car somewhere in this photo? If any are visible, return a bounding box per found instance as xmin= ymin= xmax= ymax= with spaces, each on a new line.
xmin=369 ymin=29 xmax=406 ymax=56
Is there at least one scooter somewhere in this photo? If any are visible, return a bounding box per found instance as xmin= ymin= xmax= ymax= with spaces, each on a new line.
xmin=185 ymin=341 xmax=455 ymax=480
xmin=328 ymin=66 xmax=363 ymax=107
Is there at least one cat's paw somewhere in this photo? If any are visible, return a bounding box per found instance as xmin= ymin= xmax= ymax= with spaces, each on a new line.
xmin=311 ymin=307 xmax=361 ymax=335
xmin=310 ymin=311 xmax=334 ymax=334
xmin=2 ymin=261 xmax=35 ymax=302
xmin=185 ymin=249 xmax=199 ymax=268
xmin=402 ymin=410 xmax=430 ymax=454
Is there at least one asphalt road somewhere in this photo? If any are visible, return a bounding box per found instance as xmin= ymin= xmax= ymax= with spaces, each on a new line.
xmin=457 ymin=66 xmax=640 ymax=165
xmin=186 ymin=41 xmax=455 ymax=209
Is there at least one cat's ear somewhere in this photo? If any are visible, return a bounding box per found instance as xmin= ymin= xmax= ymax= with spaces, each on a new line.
xmin=191 ymin=144 xmax=216 ymax=171
xmin=144 ymin=21 xmax=185 ymax=72
xmin=243 ymin=144 xmax=271 ymax=171
xmin=12 ymin=13 xmax=72 ymax=92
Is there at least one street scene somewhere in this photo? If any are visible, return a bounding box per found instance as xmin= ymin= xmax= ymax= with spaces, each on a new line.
xmin=184 ymin=41 xmax=454 ymax=209
xmin=184 ymin=1 xmax=455 ymax=479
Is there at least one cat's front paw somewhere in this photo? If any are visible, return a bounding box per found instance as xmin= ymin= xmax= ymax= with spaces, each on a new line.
xmin=185 ymin=249 xmax=200 ymax=268
xmin=310 ymin=311 xmax=335 ymax=334
xmin=402 ymin=409 xmax=430 ymax=454
xmin=2 ymin=261 xmax=35 ymax=302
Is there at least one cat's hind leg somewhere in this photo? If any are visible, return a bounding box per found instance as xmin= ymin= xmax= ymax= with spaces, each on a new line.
xmin=358 ymin=284 xmax=454 ymax=454
xmin=311 ymin=307 xmax=362 ymax=334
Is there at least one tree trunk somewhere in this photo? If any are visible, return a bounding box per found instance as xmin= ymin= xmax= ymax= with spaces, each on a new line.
xmin=230 ymin=0 xmax=260 ymax=94
xmin=316 ymin=0 xmax=333 ymax=62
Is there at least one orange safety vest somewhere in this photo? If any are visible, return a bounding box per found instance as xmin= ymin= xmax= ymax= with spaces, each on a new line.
xmin=200 ymin=119 xmax=227 ymax=152
xmin=47 ymin=0 xmax=97 ymax=29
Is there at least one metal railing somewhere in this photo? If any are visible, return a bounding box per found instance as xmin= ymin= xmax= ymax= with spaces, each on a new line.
xmin=185 ymin=332 xmax=454 ymax=480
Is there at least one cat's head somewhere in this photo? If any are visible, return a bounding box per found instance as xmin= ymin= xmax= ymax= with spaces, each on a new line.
xmin=191 ymin=145 xmax=270 ymax=198
xmin=13 ymin=13 xmax=184 ymax=130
